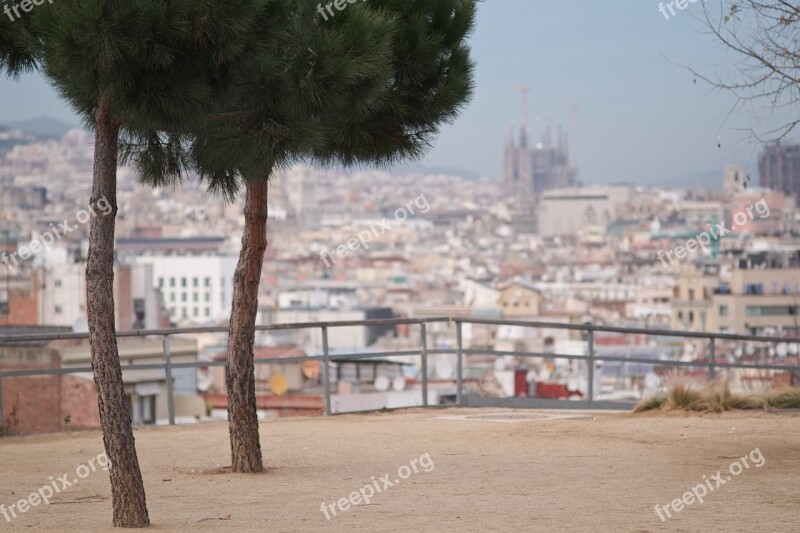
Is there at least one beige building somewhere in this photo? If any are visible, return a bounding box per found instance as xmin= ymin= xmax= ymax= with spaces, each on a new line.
xmin=713 ymin=264 xmax=800 ymax=335
xmin=670 ymin=266 xmax=718 ymax=332
xmin=671 ymin=254 xmax=800 ymax=335
xmin=59 ymin=337 xmax=205 ymax=425
xmin=498 ymin=282 xmax=544 ymax=318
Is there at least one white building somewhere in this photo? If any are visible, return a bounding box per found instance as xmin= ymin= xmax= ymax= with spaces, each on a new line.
xmin=135 ymin=255 xmax=237 ymax=323
xmin=281 ymin=165 xmax=319 ymax=229
xmin=537 ymin=185 xmax=632 ymax=238
xmin=39 ymin=260 xmax=164 ymax=330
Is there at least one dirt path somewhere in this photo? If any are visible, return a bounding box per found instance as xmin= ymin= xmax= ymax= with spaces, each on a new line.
xmin=0 ymin=408 xmax=798 ymax=532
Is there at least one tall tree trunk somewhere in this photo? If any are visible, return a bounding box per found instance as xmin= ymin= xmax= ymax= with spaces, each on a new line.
xmin=227 ymin=178 xmax=269 ymax=473
xmin=86 ymin=101 xmax=150 ymax=527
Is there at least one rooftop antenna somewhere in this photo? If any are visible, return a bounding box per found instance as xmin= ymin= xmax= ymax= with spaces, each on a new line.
xmin=566 ymin=102 xmax=580 ymax=166
xmin=515 ymin=85 xmax=531 ymax=147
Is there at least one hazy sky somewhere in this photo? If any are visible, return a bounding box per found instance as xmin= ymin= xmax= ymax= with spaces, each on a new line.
xmin=0 ymin=1 xmax=785 ymax=186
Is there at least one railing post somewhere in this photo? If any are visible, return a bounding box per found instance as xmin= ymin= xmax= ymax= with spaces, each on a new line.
xmin=456 ymin=321 xmax=463 ymax=407
xmin=709 ymin=337 xmax=716 ymax=381
xmin=162 ymin=335 xmax=175 ymax=426
xmin=420 ymin=322 xmax=429 ymax=407
xmin=587 ymin=328 xmax=594 ymax=409
xmin=322 ymin=326 xmax=331 ymax=415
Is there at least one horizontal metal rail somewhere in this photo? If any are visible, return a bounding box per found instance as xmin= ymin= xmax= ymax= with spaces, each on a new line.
xmin=0 ymin=317 xmax=452 ymax=344
xmin=454 ymin=317 xmax=796 ymax=345
xmin=1 ymin=316 xmax=798 ymax=424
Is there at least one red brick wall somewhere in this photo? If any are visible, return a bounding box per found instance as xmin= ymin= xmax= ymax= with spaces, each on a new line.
xmin=60 ymin=375 xmax=101 ymax=430
xmin=7 ymin=289 xmax=39 ymax=325
xmin=2 ymin=376 xmax=61 ymax=433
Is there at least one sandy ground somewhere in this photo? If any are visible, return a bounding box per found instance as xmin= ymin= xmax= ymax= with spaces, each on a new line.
xmin=0 ymin=408 xmax=798 ymax=532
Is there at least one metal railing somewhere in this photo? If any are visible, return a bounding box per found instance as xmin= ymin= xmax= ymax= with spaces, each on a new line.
xmin=1 ymin=316 xmax=798 ymax=424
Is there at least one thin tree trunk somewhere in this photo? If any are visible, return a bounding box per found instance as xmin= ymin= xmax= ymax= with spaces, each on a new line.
xmin=86 ymin=100 xmax=150 ymax=527
xmin=227 ymin=178 xmax=269 ymax=473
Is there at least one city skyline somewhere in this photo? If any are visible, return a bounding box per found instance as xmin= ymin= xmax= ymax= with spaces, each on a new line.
xmin=0 ymin=1 xmax=792 ymax=187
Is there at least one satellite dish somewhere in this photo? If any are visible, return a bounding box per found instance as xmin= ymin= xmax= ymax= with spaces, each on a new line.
xmin=270 ymin=374 xmax=289 ymax=395
xmin=302 ymin=360 xmax=321 ymax=379
xmin=435 ymin=360 xmax=454 ymax=379
xmin=734 ymin=346 xmax=743 ymax=359
xmin=776 ymin=343 xmax=788 ymax=358
xmin=645 ymin=372 xmax=661 ymax=390
xmin=392 ymin=376 xmax=406 ymax=392
xmin=197 ymin=369 xmax=212 ymax=392
xmin=493 ymin=358 xmax=507 ymax=372
xmin=73 ymin=317 xmax=89 ymax=333
xmin=374 ymin=376 xmax=390 ymax=392
xmin=790 ymin=343 xmax=799 ymax=356
xmin=745 ymin=343 xmax=756 ymax=356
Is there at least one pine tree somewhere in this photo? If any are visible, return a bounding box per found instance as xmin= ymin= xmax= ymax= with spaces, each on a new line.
xmin=0 ymin=1 xmax=266 ymax=526
xmin=127 ymin=0 xmax=476 ymax=473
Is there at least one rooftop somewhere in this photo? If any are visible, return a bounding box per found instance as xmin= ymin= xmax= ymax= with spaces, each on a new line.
xmin=0 ymin=408 xmax=796 ymax=531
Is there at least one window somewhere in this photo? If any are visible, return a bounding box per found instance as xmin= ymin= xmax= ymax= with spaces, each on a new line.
xmin=181 ymin=293 xmax=187 ymax=302
xmin=193 ymin=277 xmax=199 ymax=288
xmin=55 ymin=305 xmax=63 ymax=314
xmin=182 ymin=308 xmax=187 ymax=319
xmin=205 ymin=307 xmax=211 ymax=317
xmin=205 ymin=277 xmax=211 ymax=288
xmin=677 ymin=311 xmax=683 ymax=320
xmin=169 ymin=277 xmax=175 ymax=288
xmin=158 ymin=277 xmax=164 ymax=288
xmin=205 ymin=292 xmax=211 ymax=302
xmin=181 ymin=277 xmax=187 ymax=288
xmin=170 ymin=293 xmax=175 ymax=302
xmin=193 ymin=293 xmax=199 ymax=302
xmin=744 ymin=283 xmax=764 ymax=295
xmin=688 ymin=311 xmax=694 ymax=322
xmin=746 ymin=306 xmax=799 ymax=316
xmin=54 ymin=280 xmax=62 ymax=288
xmin=193 ymin=307 xmax=199 ymax=317
xmin=719 ymin=305 xmax=729 ymax=317
xmin=688 ymin=289 xmax=695 ymax=301
xmin=0 ymin=289 xmax=8 ymax=314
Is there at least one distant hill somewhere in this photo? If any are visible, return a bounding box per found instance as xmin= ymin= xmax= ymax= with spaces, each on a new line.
xmin=389 ymin=162 xmax=482 ymax=180
xmin=3 ymin=116 xmax=76 ymax=139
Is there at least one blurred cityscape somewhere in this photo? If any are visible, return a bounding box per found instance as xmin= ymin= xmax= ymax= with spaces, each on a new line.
xmin=2 ymin=113 xmax=800 ymax=433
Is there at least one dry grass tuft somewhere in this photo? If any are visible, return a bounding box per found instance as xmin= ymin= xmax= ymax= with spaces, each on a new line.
xmin=632 ymin=381 xmax=800 ymax=414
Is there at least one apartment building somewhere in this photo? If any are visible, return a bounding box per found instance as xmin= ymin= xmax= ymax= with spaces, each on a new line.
xmin=670 ymin=264 xmax=719 ymax=332
xmin=712 ymin=254 xmax=800 ymax=335
xmin=671 ymin=252 xmax=800 ymax=335
xmin=135 ymin=255 xmax=237 ymax=323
